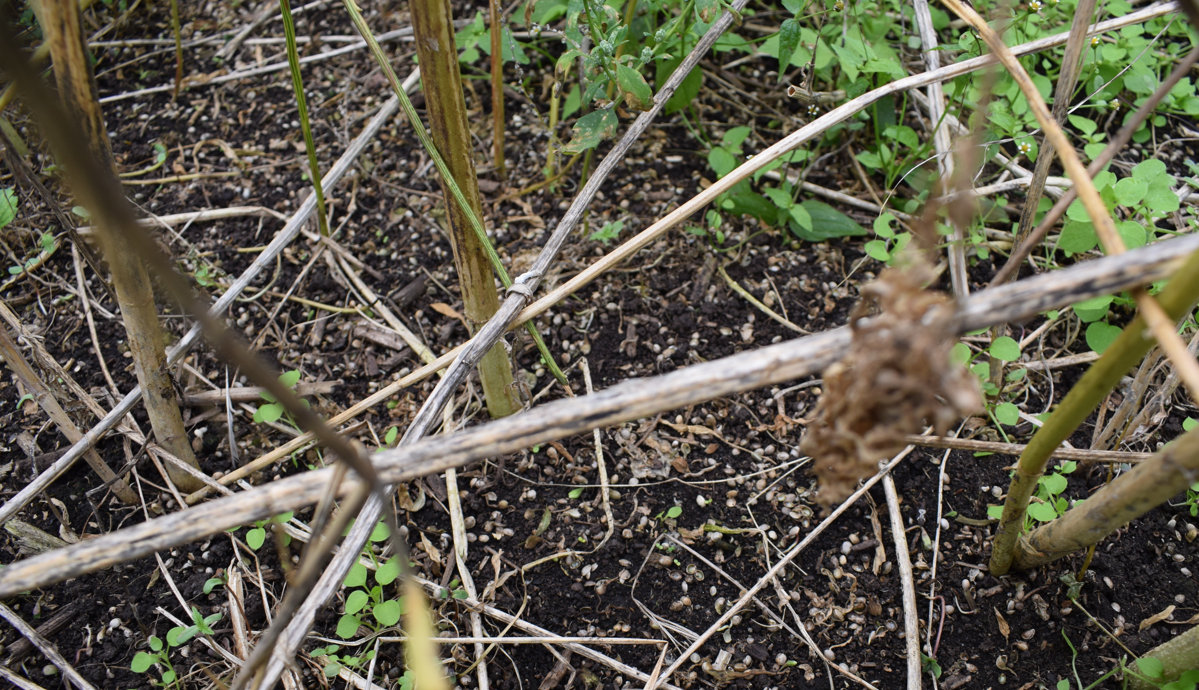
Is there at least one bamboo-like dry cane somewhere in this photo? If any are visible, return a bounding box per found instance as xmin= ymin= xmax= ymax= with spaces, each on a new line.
xmin=184 ymin=2 xmax=1178 ymax=506
xmin=39 ymin=0 xmax=203 ymax=491
xmin=0 ymin=231 xmax=1195 ymax=601
xmin=990 ymin=246 xmax=1199 ymax=575
xmin=408 ymin=0 xmax=520 ymax=418
xmin=1011 ymin=423 xmax=1199 ymax=571
xmin=1129 ymin=623 xmax=1199 ymax=690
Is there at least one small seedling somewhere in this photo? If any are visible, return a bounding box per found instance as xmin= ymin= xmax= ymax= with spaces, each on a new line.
xmin=131 ymin=607 xmax=223 ymax=688
xmin=988 ymin=461 xmax=1078 ymax=528
xmin=252 ymin=369 xmax=307 ymax=425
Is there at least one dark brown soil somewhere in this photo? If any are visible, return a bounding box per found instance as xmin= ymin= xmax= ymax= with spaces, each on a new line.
xmin=0 ymin=2 xmax=1196 ymax=690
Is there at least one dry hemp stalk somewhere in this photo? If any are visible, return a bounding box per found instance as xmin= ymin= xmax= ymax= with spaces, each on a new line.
xmin=801 ymin=256 xmax=982 ymax=504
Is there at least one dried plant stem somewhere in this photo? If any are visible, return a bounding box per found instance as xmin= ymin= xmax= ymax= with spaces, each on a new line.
xmin=407 ymin=0 xmax=519 ymax=417
xmin=1013 ymin=424 xmax=1199 ymax=571
xmin=0 ymin=233 xmax=1196 ymax=599
xmin=1009 ymin=0 xmax=1097 ymax=257
xmin=884 ymin=474 xmax=922 ymax=689
xmin=0 ymin=323 xmax=136 ymax=503
xmin=943 ymin=0 xmax=1199 ymax=405
xmin=1129 ymin=623 xmax=1199 ymax=690
xmin=0 ymin=87 xmax=409 ymax=527
xmin=989 ymin=248 xmax=1199 ymax=575
xmin=489 ymin=0 xmax=505 ymax=179
xmin=990 ymin=43 xmax=1199 ymax=286
xmin=40 ymin=0 xmax=203 ymax=491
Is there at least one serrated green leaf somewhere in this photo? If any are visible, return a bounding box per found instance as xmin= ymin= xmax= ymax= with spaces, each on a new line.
xmin=989 ymin=336 xmax=1021 ymax=362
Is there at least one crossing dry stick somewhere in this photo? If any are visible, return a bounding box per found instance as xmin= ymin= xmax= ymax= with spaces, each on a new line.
xmin=0 ymin=231 xmax=1195 ymax=600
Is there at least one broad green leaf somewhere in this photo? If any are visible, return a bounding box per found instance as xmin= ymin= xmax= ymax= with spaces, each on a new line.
xmin=989 ymin=336 xmax=1021 ymax=362
xmin=777 ymin=18 xmax=802 ymax=81
xmin=0 ymin=188 xmax=16 ymax=228
xmin=279 ymin=369 xmax=302 ymax=389
xmin=336 ymin=613 xmax=361 ymax=639
xmin=246 ymin=527 xmax=266 ymax=550
xmin=1027 ymin=501 xmax=1059 ymax=522
xmin=950 ymin=342 xmax=972 ymax=365
xmin=253 ymin=403 xmax=284 ymax=424
xmin=994 ymin=402 xmax=1020 ymax=426
xmin=723 ymin=126 xmax=752 ymax=149
xmin=369 ymin=521 xmax=390 ymax=542
xmin=874 ymin=212 xmax=896 ymax=238
xmin=616 ymin=64 xmax=653 ymax=111
xmin=376 ymin=556 xmax=401 ymax=586
xmin=1143 ymin=183 xmax=1180 ymax=213
xmin=1132 ymin=158 xmax=1168 ymax=180
xmin=345 ymin=590 xmax=369 ymax=615
xmin=696 ymin=0 xmax=720 ymax=21
xmin=655 ymin=58 xmax=702 ymax=115
xmin=1123 ymin=64 xmax=1157 ymax=94
xmin=788 ymin=200 xmax=866 ymax=242
xmin=131 ymin=651 xmax=157 ymax=673
xmin=708 ymin=148 xmax=737 ymax=178
xmin=1116 ymin=220 xmax=1146 ymax=249
xmin=1085 ymin=321 xmax=1122 ymax=354
xmin=562 ymin=108 xmax=618 ymax=154
xmin=1072 ymin=295 xmax=1112 ymax=323
xmin=864 ymin=240 xmax=890 ymax=262
xmin=1057 ymin=220 xmax=1097 ymax=255
xmin=372 ymin=599 xmax=403 ymax=626
xmin=167 ymin=626 xmax=196 ymax=647
xmin=1040 ymin=473 xmax=1068 ymax=495
xmin=1136 ymin=656 xmax=1165 ymax=679
xmin=344 ymin=562 xmax=368 ymax=588
xmin=1113 ymin=177 xmax=1147 ymax=206
xmin=987 ymin=504 xmax=1004 ymax=520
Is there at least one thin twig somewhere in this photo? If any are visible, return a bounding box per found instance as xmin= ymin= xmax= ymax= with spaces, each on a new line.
xmin=884 ymin=474 xmax=923 ymax=690
xmin=0 ymin=603 xmax=97 ymax=690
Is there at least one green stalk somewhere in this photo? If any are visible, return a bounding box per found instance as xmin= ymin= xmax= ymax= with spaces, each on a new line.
xmin=279 ymin=0 xmax=330 ymax=237
xmin=341 ymin=0 xmax=566 ymax=387
xmin=1129 ymin=623 xmax=1199 ymax=690
xmin=1011 ymin=423 xmax=1199 ymax=571
xmin=989 ymin=248 xmax=1199 ymax=574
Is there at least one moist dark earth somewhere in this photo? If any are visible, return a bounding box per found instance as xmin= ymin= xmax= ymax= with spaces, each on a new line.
xmin=1 ymin=2 xmax=1197 ymax=689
